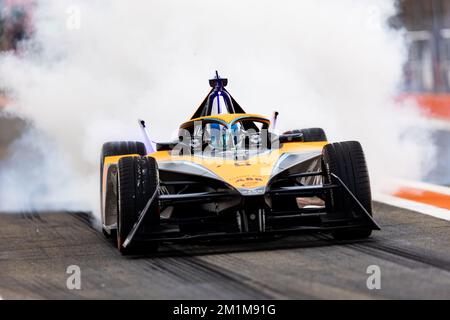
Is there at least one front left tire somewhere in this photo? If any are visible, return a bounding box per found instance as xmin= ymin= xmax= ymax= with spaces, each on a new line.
xmin=322 ymin=141 xmax=373 ymax=240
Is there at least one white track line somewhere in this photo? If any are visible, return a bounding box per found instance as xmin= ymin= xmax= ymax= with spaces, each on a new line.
xmin=374 ymin=192 xmax=450 ymax=221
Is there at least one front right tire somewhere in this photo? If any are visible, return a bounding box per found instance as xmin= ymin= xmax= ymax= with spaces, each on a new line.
xmin=100 ymin=141 xmax=147 ymax=239
xmin=117 ymin=156 xmax=160 ymax=254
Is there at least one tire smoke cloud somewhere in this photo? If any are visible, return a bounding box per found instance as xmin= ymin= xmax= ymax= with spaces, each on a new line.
xmin=0 ymin=0 xmax=432 ymax=215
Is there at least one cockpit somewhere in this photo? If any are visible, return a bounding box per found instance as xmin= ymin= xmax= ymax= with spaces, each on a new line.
xmin=179 ymin=116 xmax=271 ymax=156
xmin=173 ymin=72 xmax=274 ymax=157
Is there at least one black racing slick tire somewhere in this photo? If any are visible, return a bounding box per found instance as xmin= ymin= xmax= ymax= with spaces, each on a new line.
xmin=100 ymin=141 xmax=146 ymax=238
xmin=117 ymin=156 xmax=159 ymax=254
xmin=322 ymin=141 xmax=373 ymax=240
xmin=284 ymin=128 xmax=327 ymax=142
xmin=100 ymin=141 xmax=147 ymax=180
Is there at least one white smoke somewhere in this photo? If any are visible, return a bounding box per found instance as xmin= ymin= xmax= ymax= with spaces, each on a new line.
xmin=0 ymin=0 xmax=433 ymax=215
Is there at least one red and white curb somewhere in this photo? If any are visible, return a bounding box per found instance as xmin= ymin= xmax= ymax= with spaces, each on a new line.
xmin=374 ymin=179 xmax=450 ymax=221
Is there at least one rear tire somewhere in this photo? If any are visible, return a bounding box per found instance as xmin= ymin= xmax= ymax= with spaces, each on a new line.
xmin=284 ymin=128 xmax=327 ymax=142
xmin=322 ymin=141 xmax=373 ymax=240
xmin=117 ymin=156 xmax=159 ymax=254
xmin=100 ymin=141 xmax=146 ymax=238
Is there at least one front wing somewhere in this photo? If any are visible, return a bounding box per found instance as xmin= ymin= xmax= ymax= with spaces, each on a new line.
xmin=122 ymin=172 xmax=380 ymax=249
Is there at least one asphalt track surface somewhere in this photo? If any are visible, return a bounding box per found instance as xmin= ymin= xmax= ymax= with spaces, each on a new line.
xmin=0 ymin=202 xmax=449 ymax=299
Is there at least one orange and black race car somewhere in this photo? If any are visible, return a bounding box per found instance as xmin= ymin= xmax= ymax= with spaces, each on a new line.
xmin=100 ymin=73 xmax=379 ymax=254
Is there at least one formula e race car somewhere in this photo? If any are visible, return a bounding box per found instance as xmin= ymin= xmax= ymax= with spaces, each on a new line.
xmin=100 ymin=73 xmax=380 ymax=254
